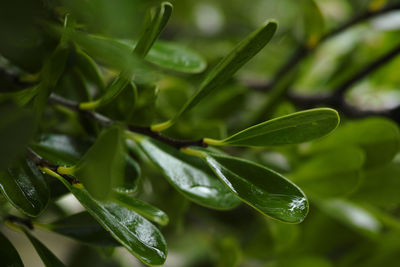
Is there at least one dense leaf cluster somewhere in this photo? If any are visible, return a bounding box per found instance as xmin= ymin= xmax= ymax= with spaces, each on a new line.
xmin=1 ymin=0 xmax=400 ymax=266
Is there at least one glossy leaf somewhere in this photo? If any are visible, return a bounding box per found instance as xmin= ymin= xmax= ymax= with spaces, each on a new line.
xmin=136 ymin=137 xmax=241 ymax=210
xmin=0 ymin=104 xmax=35 ymax=169
xmin=73 ymin=126 xmax=126 ymax=200
xmin=290 ymin=146 xmax=364 ymax=197
xmin=22 ymin=229 xmax=65 ymax=267
xmin=31 ymin=134 xmax=91 ymax=166
xmin=45 ymin=211 xmax=119 ymax=247
xmin=120 ymin=39 xmax=207 ymax=73
xmin=209 ymin=108 xmax=339 ymax=147
xmin=134 ymin=2 xmax=173 ymax=58
xmin=169 ymin=20 xmax=278 ymax=125
xmin=114 ymin=192 xmax=169 ymax=226
xmin=54 ymin=174 xmax=167 ymax=266
xmin=317 ymin=199 xmax=382 ymax=235
xmin=0 ymin=231 xmax=23 ymax=267
xmin=146 ymin=41 xmax=207 ymax=73
xmin=203 ymin=152 xmax=308 ymax=223
xmin=309 ymin=117 xmax=400 ymax=167
xmin=0 ymin=159 xmax=49 ymax=217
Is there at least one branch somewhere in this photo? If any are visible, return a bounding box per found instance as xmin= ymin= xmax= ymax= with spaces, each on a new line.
xmin=287 ymin=42 xmax=400 ymax=123
xmin=49 ymin=94 xmax=207 ymax=149
xmin=249 ymin=3 xmax=400 ymax=92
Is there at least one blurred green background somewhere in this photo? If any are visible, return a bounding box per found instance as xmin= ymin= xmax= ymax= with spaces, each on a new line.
xmin=2 ymin=0 xmax=400 ymax=266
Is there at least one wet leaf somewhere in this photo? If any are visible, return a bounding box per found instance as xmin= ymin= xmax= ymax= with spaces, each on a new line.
xmin=203 ymin=152 xmax=308 ymax=223
xmin=136 ymin=137 xmax=240 ymax=210
xmin=114 ymin=192 xmax=169 ymax=226
xmin=55 ymin=174 xmax=167 ymax=266
xmin=0 ymin=159 xmax=49 ymax=217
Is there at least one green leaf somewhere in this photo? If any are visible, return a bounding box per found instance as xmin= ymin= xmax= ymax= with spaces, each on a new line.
xmin=74 ymin=48 xmax=105 ymax=91
xmin=54 ymin=174 xmax=167 ymax=266
xmin=119 ymin=39 xmax=207 ymax=73
xmin=0 ymin=159 xmax=49 ymax=217
xmin=63 ymin=29 xmax=145 ymax=73
xmin=202 ymin=152 xmax=308 ymax=223
xmin=114 ymin=192 xmax=169 ymax=226
xmin=290 ymin=146 xmax=364 ymax=197
xmin=317 ymin=199 xmax=382 ymax=236
xmin=0 ymin=104 xmax=35 ymax=169
xmin=31 ymin=134 xmax=91 ymax=166
xmin=134 ymin=2 xmax=173 ymax=58
xmin=206 ymin=108 xmax=339 ymax=147
xmin=34 ymin=44 xmax=69 ymax=120
xmin=0 ymin=231 xmax=24 ymax=267
xmin=158 ymin=20 xmax=278 ymax=129
xmin=72 ymin=126 xmax=126 ymax=200
xmin=22 ymin=229 xmax=65 ymax=267
xmin=135 ymin=137 xmax=240 ymax=210
xmin=309 ymin=117 xmax=400 ymax=167
xmin=45 ymin=211 xmax=120 ymax=247
xmin=146 ymin=41 xmax=207 ymax=73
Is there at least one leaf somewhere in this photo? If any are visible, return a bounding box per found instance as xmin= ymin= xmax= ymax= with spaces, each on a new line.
xmin=206 ymin=108 xmax=339 ymax=147
xmin=136 ymin=137 xmax=241 ymax=210
xmin=119 ymin=39 xmax=207 ymax=74
xmin=53 ymin=174 xmax=167 ymax=266
xmin=74 ymin=48 xmax=105 ymax=91
xmin=167 ymin=20 xmax=278 ymax=126
xmin=22 ymin=229 xmax=65 ymax=267
xmin=290 ymin=146 xmax=364 ymax=197
xmin=34 ymin=44 xmax=69 ymax=120
xmin=202 ymin=152 xmax=308 ymax=223
xmin=0 ymin=159 xmax=49 ymax=217
xmin=309 ymin=117 xmax=400 ymax=167
xmin=0 ymin=231 xmax=24 ymax=267
xmin=45 ymin=211 xmax=120 ymax=247
xmin=114 ymin=192 xmax=169 ymax=226
xmin=31 ymin=134 xmax=91 ymax=166
xmin=146 ymin=41 xmax=207 ymax=73
xmin=63 ymin=29 xmax=145 ymax=73
xmin=317 ymin=199 xmax=382 ymax=236
xmin=0 ymin=104 xmax=35 ymax=169
xmin=134 ymin=2 xmax=173 ymax=58
xmin=72 ymin=126 xmax=126 ymax=200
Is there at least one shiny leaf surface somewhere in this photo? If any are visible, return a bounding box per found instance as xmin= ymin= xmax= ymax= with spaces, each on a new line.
xmin=203 ymin=152 xmax=308 ymax=223
xmin=56 ymin=175 xmax=167 ymax=266
xmin=215 ymin=108 xmax=339 ymax=147
xmin=115 ymin=192 xmax=169 ymax=226
xmin=136 ymin=137 xmax=240 ymax=210
xmin=0 ymin=159 xmax=49 ymax=217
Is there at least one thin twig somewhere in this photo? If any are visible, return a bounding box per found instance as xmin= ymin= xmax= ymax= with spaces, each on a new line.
xmin=49 ymin=93 xmax=207 ymax=149
xmin=249 ymin=3 xmax=400 ymax=92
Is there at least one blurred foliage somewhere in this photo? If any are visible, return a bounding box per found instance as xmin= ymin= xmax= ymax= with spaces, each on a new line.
xmin=1 ymin=0 xmax=400 ymax=266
